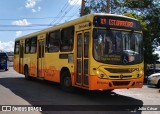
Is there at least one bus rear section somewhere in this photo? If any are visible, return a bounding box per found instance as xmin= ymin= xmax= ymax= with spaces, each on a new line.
xmin=0 ymin=52 xmax=8 ymax=71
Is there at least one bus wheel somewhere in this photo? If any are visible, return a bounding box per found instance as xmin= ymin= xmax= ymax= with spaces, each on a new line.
xmin=157 ymin=80 xmax=160 ymax=88
xmin=104 ymin=89 xmax=114 ymax=92
xmin=24 ymin=66 xmax=30 ymax=80
xmin=61 ymin=71 xmax=73 ymax=92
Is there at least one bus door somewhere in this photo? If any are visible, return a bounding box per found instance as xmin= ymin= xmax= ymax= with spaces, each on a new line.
xmin=76 ymin=31 xmax=90 ymax=87
xmin=19 ymin=42 xmax=24 ymax=73
xmin=37 ymin=39 xmax=45 ymax=78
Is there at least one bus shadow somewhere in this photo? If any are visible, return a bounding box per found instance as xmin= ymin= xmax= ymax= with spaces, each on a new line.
xmin=0 ymin=77 xmax=143 ymax=114
xmin=147 ymin=85 xmax=159 ymax=89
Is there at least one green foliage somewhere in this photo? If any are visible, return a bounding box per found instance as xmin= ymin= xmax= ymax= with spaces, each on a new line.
xmin=123 ymin=0 xmax=153 ymax=8
xmin=123 ymin=12 xmax=147 ymax=31
xmin=83 ymin=0 xmax=106 ymax=15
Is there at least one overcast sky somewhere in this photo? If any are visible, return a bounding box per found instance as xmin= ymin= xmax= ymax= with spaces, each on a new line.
xmin=0 ymin=0 xmax=81 ymax=52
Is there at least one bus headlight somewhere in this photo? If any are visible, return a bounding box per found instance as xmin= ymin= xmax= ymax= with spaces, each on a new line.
xmin=96 ymin=71 xmax=100 ymax=75
xmin=140 ymin=70 xmax=144 ymax=75
xmin=96 ymin=70 xmax=106 ymax=78
xmin=137 ymin=70 xmax=144 ymax=78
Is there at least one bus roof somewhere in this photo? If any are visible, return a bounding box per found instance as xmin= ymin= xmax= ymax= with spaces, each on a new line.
xmin=15 ymin=13 xmax=138 ymax=41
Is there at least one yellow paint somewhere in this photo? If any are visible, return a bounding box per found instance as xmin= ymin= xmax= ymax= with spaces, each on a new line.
xmin=75 ymin=22 xmax=91 ymax=31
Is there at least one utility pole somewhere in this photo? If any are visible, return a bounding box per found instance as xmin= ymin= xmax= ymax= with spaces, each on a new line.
xmin=106 ymin=0 xmax=110 ymax=13
xmin=81 ymin=0 xmax=85 ymax=16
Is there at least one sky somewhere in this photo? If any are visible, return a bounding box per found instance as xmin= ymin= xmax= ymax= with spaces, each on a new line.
xmin=0 ymin=0 xmax=82 ymax=52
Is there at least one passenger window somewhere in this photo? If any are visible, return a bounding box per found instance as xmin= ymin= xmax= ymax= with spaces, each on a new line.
xmin=48 ymin=30 xmax=60 ymax=52
xmin=25 ymin=39 xmax=30 ymax=54
xmin=30 ymin=37 xmax=37 ymax=53
xmin=14 ymin=41 xmax=20 ymax=54
xmin=61 ymin=26 xmax=74 ymax=52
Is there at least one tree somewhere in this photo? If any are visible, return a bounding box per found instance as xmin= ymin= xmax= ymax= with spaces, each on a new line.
xmin=82 ymin=0 xmax=107 ymax=15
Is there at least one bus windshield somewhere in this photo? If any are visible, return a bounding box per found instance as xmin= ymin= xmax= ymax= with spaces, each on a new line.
xmin=93 ymin=29 xmax=143 ymax=65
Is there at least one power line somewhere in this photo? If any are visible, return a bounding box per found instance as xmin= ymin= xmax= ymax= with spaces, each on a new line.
xmin=0 ymin=15 xmax=79 ymax=21
xmin=49 ymin=1 xmax=70 ymax=25
xmin=0 ymin=24 xmax=53 ymax=27
xmin=61 ymin=1 xmax=70 ymax=12
xmin=55 ymin=0 xmax=80 ymax=24
xmin=0 ymin=17 xmax=54 ymax=20
xmin=0 ymin=29 xmax=42 ymax=31
xmin=0 ymin=0 xmax=81 ymax=32
xmin=67 ymin=5 xmax=81 ymax=21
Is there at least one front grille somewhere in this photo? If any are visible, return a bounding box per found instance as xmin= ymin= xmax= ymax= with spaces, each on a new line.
xmin=109 ymin=75 xmax=132 ymax=79
xmin=109 ymin=76 xmax=119 ymax=78
xmin=105 ymin=68 xmax=132 ymax=73
xmin=112 ymin=81 xmax=130 ymax=86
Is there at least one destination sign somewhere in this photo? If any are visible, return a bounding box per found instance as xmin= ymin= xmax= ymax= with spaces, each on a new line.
xmin=109 ymin=19 xmax=133 ymax=28
xmin=93 ymin=16 xmax=141 ymax=31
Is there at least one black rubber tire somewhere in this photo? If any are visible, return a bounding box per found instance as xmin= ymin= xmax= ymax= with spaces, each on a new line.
xmin=61 ymin=71 xmax=73 ymax=92
xmin=157 ymin=80 xmax=160 ymax=88
xmin=104 ymin=89 xmax=114 ymax=93
xmin=24 ymin=66 xmax=30 ymax=80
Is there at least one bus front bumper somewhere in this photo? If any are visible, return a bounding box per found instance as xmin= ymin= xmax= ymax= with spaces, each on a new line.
xmin=89 ymin=75 xmax=144 ymax=90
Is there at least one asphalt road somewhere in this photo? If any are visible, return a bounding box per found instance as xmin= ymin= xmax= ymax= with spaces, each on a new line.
xmin=0 ymin=67 xmax=159 ymax=114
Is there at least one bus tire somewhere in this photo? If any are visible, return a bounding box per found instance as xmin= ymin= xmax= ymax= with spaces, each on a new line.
xmin=104 ymin=89 xmax=114 ymax=92
xmin=24 ymin=66 xmax=30 ymax=80
xmin=61 ymin=71 xmax=73 ymax=92
xmin=157 ymin=80 xmax=160 ymax=88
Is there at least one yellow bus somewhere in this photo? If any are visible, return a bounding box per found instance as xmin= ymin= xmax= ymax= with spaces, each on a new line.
xmin=14 ymin=13 xmax=144 ymax=91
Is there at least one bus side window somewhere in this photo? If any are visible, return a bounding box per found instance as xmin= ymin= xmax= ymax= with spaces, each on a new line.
xmin=45 ymin=33 xmax=49 ymax=53
xmin=60 ymin=26 xmax=74 ymax=52
xmin=14 ymin=41 xmax=20 ymax=54
xmin=48 ymin=30 xmax=60 ymax=53
xmin=30 ymin=37 xmax=37 ymax=53
xmin=25 ymin=38 xmax=31 ymax=54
